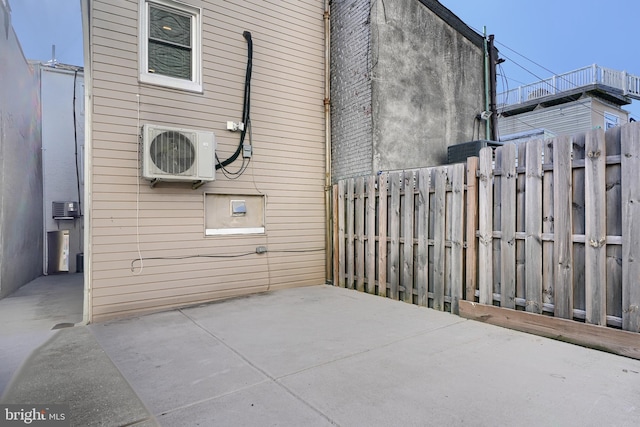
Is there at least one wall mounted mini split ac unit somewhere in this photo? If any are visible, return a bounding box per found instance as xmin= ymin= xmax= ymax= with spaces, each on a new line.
xmin=141 ymin=124 xmax=216 ymax=187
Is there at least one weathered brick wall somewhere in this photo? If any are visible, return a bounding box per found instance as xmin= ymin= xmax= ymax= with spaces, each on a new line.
xmin=330 ymin=0 xmax=373 ymax=182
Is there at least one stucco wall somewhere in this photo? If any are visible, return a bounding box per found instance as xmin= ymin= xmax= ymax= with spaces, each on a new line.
xmin=370 ymin=0 xmax=485 ymax=171
xmin=330 ymin=0 xmax=373 ymax=181
xmin=0 ymin=3 xmax=43 ymax=298
xmin=330 ymin=0 xmax=487 ymax=180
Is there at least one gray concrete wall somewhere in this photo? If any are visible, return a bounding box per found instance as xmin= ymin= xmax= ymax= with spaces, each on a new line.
xmin=41 ymin=66 xmax=84 ymax=274
xmin=0 ymin=2 xmax=43 ymax=298
xmin=330 ymin=0 xmax=373 ymax=182
xmin=371 ymin=0 xmax=486 ymax=171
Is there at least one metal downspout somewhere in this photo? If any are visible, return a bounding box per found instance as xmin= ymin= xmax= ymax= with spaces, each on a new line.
xmin=324 ymin=0 xmax=332 ymax=283
xmin=483 ymin=26 xmax=490 ymax=140
xmin=80 ymin=0 xmax=92 ymax=324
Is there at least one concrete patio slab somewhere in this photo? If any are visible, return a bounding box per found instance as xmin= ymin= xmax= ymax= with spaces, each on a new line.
xmin=3 ymin=276 xmax=640 ymax=426
xmin=89 ymin=310 xmax=267 ymax=415
xmin=157 ymin=380 xmax=333 ymax=427
xmin=2 ymin=326 xmax=156 ymax=426
xmin=0 ymin=273 xmax=83 ymax=395
xmin=181 ymin=285 xmax=466 ymax=379
xmin=90 ymin=285 xmax=640 ymax=426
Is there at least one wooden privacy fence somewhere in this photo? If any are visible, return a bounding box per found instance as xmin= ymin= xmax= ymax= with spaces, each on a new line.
xmin=332 ymin=122 xmax=640 ymax=335
xmin=332 ymin=163 xmax=469 ymax=313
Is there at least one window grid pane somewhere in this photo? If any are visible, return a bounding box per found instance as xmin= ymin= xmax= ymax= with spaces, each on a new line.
xmin=149 ymin=5 xmax=191 ymax=48
xmin=148 ymin=41 xmax=192 ymax=80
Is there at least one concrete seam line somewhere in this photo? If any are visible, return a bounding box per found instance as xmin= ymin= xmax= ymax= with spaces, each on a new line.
xmin=274 ymin=318 xmax=470 ymax=381
xmin=178 ymin=309 xmax=340 ymax=426
xmin=151 ymin=379 xmax=271 ymax=418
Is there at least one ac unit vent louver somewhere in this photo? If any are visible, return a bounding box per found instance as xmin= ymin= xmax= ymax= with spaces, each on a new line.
xmin=142 ymin=124 xmax=216 ymax=186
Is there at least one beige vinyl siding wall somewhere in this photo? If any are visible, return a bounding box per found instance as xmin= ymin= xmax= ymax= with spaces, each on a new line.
xmin=88 ymin=0 xmax=326 ymax=321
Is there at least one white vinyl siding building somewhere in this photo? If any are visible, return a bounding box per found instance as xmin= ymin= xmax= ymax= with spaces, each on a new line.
xmin=499 ymin=97 xmax=630 ymax=141
xmin=82 ymin=0 xmax=326 ymax=322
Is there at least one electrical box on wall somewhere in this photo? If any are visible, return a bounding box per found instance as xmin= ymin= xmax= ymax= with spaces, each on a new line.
xmin=52 ymin=201 xmax=80 ymax=219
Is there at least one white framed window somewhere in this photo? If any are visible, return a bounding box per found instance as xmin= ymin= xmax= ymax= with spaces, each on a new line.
xmin=604 ymin=112 xmax=619 ymax=130
xmin=139 ymin=0 xmax=202 ymax=92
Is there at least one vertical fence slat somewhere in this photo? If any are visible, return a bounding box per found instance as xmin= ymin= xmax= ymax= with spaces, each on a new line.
xmin=584 ymin=129 xmax=607 ymax=325
xmin=347 ymin=178 xmax=355 ymax=289
xmin=516 ymin=143 xmax=527 ymax=300
xmin=542 ymin=139 xmax=554 ymax=305
xmin=432 ymin=168 xmax=446 ymax=310
xmin=389 ymin=172 xmax=401 ymax=300
xmin=450 ymin=164 xmax=465 ymax=314
xmin=493 ymin=149 xmax=503 ymax=301
xmin=417 ymin=169 xmax=430 ymax=306
xmin=332 ymin=184 xmax=339 ymax=286
xmin=465 ymin=157 xmax=479 ymax=301
xmin=621 ymin=123 xmax=640 ymax=332
xmin=403 ymin=171 xmax=415 ymax=303
xmin=355 ymin=177 xmax=365 ymax=292
xmin=337 ymin=180 xmax=346 ymax=288
xmin=366 ymin=175 xmax=376 ymax=294
xmin=500 ymin=144 xmax=517 ymax=309
xmin=573 ymin=134 xmax=587 ymax=312
xmin=378 ymin=173 xmax=388 ymax=297
xmin=525 ymin=139 xmax=543 ymax=314
xmin=605 ymin=126 xmax=623 ymax=319
xmin=478 ymin=148 xmax=494 ymax=305
xmin=553 ymin=135 xmax=573 ymax=319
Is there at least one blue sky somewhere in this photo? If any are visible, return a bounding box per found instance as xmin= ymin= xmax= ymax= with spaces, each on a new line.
xmin=8 ymin=0 xmax=639 ymax=120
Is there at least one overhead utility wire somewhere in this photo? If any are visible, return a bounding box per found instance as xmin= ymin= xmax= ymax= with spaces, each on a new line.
xmin=470 ymin=24 xmax=638 ymax=123
xmin=499 ymin=51 xmax=629 ymax=123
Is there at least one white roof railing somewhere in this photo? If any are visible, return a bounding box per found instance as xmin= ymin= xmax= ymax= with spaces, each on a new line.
xmin=497 ymin=64 xmax=640 ymax=108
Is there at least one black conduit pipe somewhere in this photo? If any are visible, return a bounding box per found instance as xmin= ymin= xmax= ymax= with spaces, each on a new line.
xmin=217 ymin=31 xmax=252 ymax=169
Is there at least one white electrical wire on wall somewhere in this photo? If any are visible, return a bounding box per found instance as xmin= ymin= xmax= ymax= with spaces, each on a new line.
xmin=133 ymin=93 xmax=144 ymax=275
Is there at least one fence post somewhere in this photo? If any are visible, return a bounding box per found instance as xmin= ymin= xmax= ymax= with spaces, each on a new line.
xmin=378 ymin=173 xmax=388 ymax=297
xmin=542 ymin=139 xmax=555 ymax=307
xmin=450 ymin=164 xmax=465 ymax=314
xmin=366 ymin=175 xmax=376 ymax=294
xmin=500 ymin=144 xmax=517 ymax=309
xmin=432 ymin=168 xmax=446 ymax=310
xmin=389 ymin=172 xmax=401 ymax=300
xmin=605 ymin=127 xmax=623 ymax=323
xmin=584 ymin=129 xmax=607 ymax=325
xmin=355 ymin=177 xmax=365 ymax=292
xmin=346 ymin=178 xmax=355 ymax=289
xmin=337 ymin=180 xmax=346 ymax=288
xmin=525 ymin=140 xmax=543 ymax=314
xmin=465 ymin=157 xmax=479 ymax=302
xmin=553 ymin=135 xmax=574 ymax=318
xmin=402 ymin=171 xmax=415 ymax=303
xmin=478 ymin=148 xmax=494 ymax=305
xmin=332 ymin=183 xmax=339 ymax=287
xmin=417 ymin=168 xmax=430 ymax=306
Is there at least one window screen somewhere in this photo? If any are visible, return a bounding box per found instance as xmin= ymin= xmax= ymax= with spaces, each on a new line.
xmin=148 ymin=5 xmax=192 ymax=80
